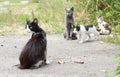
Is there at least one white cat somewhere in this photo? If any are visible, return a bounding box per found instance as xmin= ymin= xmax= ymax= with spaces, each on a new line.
xmin=73 ymin=25 xmax=100 ymax=43
xmin=96 ymin=16 xmax=111 ymax=35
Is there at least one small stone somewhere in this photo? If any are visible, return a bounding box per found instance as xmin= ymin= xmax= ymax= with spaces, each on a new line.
xmin=74 ymin=60 xmax=84 ymax=64
xmin=48 ymin=56 xmax=51 ymax=58
xmin=14 ymin=46 xmax=17 ymax=48
xmin=1 ymin=45 xmax=3 ymax=47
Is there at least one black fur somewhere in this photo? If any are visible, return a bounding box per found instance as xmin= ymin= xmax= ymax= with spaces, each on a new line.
xmin=19 ymin=18 xmax=47 ymax=69
xmin=64 ymin=7 xmax=77 ymax=40
xmin=71 ymin=33 xmax=77 ymax=40
xmin=84 ymin=25 xmax=93 ymax=31
xmin=103 ymin=24 xmax=111 ymax=34
xmin=76 ymin=25 xmax=80 ymax=31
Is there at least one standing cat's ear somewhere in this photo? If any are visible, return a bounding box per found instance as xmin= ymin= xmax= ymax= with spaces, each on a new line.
xmin=33 ymin=18 xmax=38 ymax=25
xmin=26 ymin=18 xmax=31 ymax=25
xmin=71 ymin=7 xmax=74 ymax=11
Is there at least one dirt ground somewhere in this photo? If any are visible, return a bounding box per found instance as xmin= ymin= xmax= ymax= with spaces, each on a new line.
xmin=0 ymin=34 xmax=119 ymax=77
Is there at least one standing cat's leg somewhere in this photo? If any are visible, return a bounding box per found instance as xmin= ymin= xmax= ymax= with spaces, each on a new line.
xmin=66 ymin=26 xmax=71 ymax=40
xmin=64 ymin=26 xmax=67 ymax=38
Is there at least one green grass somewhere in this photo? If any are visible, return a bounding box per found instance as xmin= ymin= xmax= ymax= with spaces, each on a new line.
xmin=118 ymin=48 xmax=120 ymax=50
xmin=0 ymin=0 xmax=21 ymax=3
xmin=115 ymin=54 xmax=120 ymax=75
xmin=0 ymin=0 xmax=120 ymax=36
xmin=102 ymin=35 xmax=120 ymax=44
xmin=113 ymin=25 xmax=120 ymax=33
xmin=0 ymin=0 xmax=77 ymax=35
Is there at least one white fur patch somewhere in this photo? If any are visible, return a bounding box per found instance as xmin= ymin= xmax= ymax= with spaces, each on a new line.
xmin=34 ymin=61 xmax=42 ymax=67
xmin=34 ymin=60 xmax=50 ymax=67
xmin=73 ymin=28 xmax=78 ymax=33
xmin=97 ymin=17 xmax=111 ymax=34
xmin=26 ymin=25 xmax=34 ymax=33
xmin=46 ymin=60 xmax=50 ymax=64
xmin=73 ymin=25 xmax=100 ymax=43
xmin=26 ymin=25 xmax=31 ymax=33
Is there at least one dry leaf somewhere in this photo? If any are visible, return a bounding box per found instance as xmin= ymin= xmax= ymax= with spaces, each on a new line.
xmin=58 ymin=59 xmax=64 ymax=64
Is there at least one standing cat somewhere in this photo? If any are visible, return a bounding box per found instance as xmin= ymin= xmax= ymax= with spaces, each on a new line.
xmin=64 ymin=7 xmax=77 ymax=40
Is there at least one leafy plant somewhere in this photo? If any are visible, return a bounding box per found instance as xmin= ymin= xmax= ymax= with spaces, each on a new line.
xmin=102 ymin=35 xmax=120 ymax=44
xmin=0 ymin=0 xmax=120 ymax=35
xmin=115 ymin=54 xmax=120 ymax=75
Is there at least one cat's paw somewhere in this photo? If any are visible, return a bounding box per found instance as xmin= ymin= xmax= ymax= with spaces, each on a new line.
xmin=45 ymin=60 xmax=50 ymax=65
xmin=79 ymin=41 xmax=83 ymax=43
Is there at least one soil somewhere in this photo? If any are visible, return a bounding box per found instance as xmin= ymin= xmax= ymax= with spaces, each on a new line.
xmin=0 ymin=34 xmax=119 ymax=77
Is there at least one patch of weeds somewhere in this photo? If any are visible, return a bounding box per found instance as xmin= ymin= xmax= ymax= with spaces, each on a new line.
xmin=10 ymin=0 xmax=21 ymax=3
xmin=113 ymin=25 xmax=120 ymax=33
xmin=31 ymin=0 xmax=40 ymax=3
xmin=0 ymin=22 xmax=6 ymax=27
xmin=102 ymin=70 xmax=109 ymax=77
xmin=15 ymin=14 xmax=29 ymax=25
xmin=0 ymin=0 xmax=21 ymax=3
xmin=101 ymin=35 xmax=120 ymax=44
xmin=116 ymin=65 xmax=120 ymax=75
xmin=118 ymin=48 xmax=120 ymax=50
xmin=115 ymin=54 xmax=120 ymax=75
xmin=0 ymin=10 xmax=13 ymax=25
xmin=93 ymin=73 xmax=98 ymax=77
xmin=0 ymin=0 xmax=3 ymax=2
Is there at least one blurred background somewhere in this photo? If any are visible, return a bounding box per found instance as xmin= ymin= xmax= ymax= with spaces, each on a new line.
xmin=0 ymin=0 xmax=119 ymax=35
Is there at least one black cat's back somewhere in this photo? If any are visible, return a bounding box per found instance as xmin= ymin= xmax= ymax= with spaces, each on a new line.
xmin=19 ymin=18 xmax=47 ymax=69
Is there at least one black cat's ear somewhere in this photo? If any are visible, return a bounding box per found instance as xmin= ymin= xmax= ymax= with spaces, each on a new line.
xmin=71 ymin=7 xmax=74 ymax=11
xmin=33 ymin=18 xmax=38 ymax=25
xmin=26 ymin=18 xmax=30 ymax=25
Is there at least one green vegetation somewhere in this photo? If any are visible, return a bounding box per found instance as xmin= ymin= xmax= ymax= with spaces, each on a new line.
xmin=0 ymin=0 xmax=120 ymax=76
xmin=0 ymin=0 xmax=21 ymax=3
xmin=102 ymin=35 xmax=120 ymax=44
xmin=116 ymin=54 xmax=120 ymax=75
xmin=0 ymin=0 xmax=119 ymax=36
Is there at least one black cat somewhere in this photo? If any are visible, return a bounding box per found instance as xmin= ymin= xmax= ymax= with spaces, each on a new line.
xmin=19 ymin=18 xmax=49 ymax=69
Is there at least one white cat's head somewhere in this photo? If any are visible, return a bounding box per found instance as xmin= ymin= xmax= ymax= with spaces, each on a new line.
xmin=73 ymin=25 xmax=80 ymax=33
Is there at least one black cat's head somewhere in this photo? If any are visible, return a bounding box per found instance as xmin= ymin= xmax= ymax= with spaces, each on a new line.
xmin=26 ymin=18 xmax=40 ymax=33
xmin=65 ymin=7 xmax=74 ymax=16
